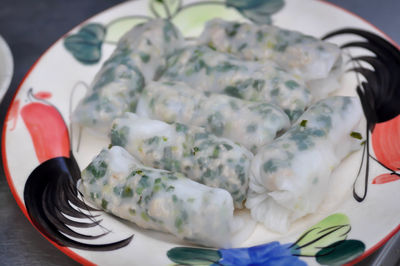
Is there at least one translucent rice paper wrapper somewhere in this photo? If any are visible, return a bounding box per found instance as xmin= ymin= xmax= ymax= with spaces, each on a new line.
xmin=72 ymin=19 xmax=185 ymax=134
xmin=72 ymin=52 xmax=145 ymax=134
xmin=163 ymin=45 xmax=311 ymax=121
xmin=197 ymin=18 xmax=344 ymax=101
xmin=110 ymin=113 xmax=252 ymax=208
xmin=246 ymin=96 xmax=363 ymax=233
xmin=137 ymin=80 xmax=290 ymax=153
xmin=81 ymin=146 xmax=255 ymax=248
xmin=117 ymin=19 xmax=185 ymax=81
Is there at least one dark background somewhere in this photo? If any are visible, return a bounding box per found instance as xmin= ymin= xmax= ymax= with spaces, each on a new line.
xmin=0 ymin=0 xmax=399 ymax=265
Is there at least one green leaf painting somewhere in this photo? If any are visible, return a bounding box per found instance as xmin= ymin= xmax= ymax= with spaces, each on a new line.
xmin=150 ymin=0 xmax=182 ymax=18
xmin=316 ymin=240 xmax=365 ymax=265
xmin=167 ymin=247 xmax=221 ymax=265
xmin=227 ymin=0 xmax=285 ymax=24
xmin=291 ymin=213 xmax=351 ymax=256
xmin=64 ymin=23 xmax=106 ymax=64
xmin=105 ymin=17 xmax=150 ymax=43
xmin=172 ymin=3 xmax=243 ymax=37
xmin=64 ymin=0 xmax=286 ymax=63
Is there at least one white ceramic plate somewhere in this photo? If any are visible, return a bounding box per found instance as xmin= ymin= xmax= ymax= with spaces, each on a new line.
xmin=3 ymin=1 xmax=400 ymax=265
xmin=0 ymin=34 xmax=13 ymax=101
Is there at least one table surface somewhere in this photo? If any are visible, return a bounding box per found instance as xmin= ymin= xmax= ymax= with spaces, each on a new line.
xmin=1 ymin=0 xmax=399 ymax=265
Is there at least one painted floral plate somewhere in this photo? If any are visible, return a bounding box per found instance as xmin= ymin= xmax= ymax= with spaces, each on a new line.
xmin=3 ymin=0 xmax=400 ymax=265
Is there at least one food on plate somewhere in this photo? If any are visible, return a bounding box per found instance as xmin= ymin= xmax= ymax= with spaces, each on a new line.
xmin=246 ymin=96 xmax=363 ymax=232
xmin=72 ymin=19 xmax=185 ymax=133
xmin=162 ymin=45 xmax=312 ymax=121
xmin=80 ymin=146 xmax=234 ymax=248
xmin=71 ymin=15 xmax=365 ymax=238
xmin=72 ymin=52 xmax=145 ymax=134
xmin=116 ymin=19 xmax=185 ymax=81
xmin=197 ymin=19 xmax=343 ymax=100
xmin=110 ymin=113 xmax=252 ymax=208
xmin=136 ymin=80 xmax=290 ymax=153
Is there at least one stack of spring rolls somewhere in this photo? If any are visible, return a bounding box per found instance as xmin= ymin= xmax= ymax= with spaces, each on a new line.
xmin=73 ymin=18 xmax=363 ymax=247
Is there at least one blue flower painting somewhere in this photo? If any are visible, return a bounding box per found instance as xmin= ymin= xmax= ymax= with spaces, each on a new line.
xmin=167 ymin=242 xmax=306 ymax=266
xmin=219 ymin=242 xmax=306 ymax=266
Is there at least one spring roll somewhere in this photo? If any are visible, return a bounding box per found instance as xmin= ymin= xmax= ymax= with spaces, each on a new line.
xmin=72 ymin=52 xmax=145 ymax=133
xmin=197 ymin=19 xmax=343 ymax=100
xmin=72 ymin=19 xmax=185 ymax=133
xmin=137 ymin=80 xmax=290 ymax=153
xmin=162 ymin=45 xmax=311 ymax=121
xmin=81 ymin=146 xmax=234 ymax=247
xmin=110 ymin=113 xmax=252 ymax=208
xmin=246 ymin=96 xmax=363 ymax=233
xmin=117 ymin=19 xmax=185 ymax=81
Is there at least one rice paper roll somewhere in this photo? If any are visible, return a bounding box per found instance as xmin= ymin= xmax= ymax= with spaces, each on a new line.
xmin=246 ymin=96 xmax=363 ymax=233
xmin=137 ymin=80 xmax=290 ymax=153
xmin=72 ymin=19 xmax=185 ymax=133
xmin=163 ymin=45 xmax=311 ymax=121
xmin=197 ymin=19 xmax=343 ymax=100
xmin=117 ymin=19 xmax=185 ymax=81
xmin=110 ymin=113 xmax=252 ymax=208
xmin=81 ymin=146 xmax=234 ymax=248
xmin=72 ymin=52 xmax=145 ymax=134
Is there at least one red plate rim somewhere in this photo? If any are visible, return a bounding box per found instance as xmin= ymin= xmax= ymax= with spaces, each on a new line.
xmin=2 ymin=1 xmax=399 ymax=265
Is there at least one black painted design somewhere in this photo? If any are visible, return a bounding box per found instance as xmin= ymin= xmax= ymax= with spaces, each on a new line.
xmin=22 ymin=90 xmax=133 ymax=251
xmin=323 ymin=28 xmax=400 ymax=202
xmin=24 ymin=155 xmax=133 ymax=250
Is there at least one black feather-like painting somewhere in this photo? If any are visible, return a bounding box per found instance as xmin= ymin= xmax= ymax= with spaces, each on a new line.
xmin=21 ymin=90 xmax=133 ymax=251
xmin=24 ymin=155 xmax=133 ymax=250
xmin=323 ymin=28 xmax=400 ymax=201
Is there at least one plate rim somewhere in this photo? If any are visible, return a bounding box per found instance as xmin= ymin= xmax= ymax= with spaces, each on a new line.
xmin=2 ymin=0 xmax=399 ymax=265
